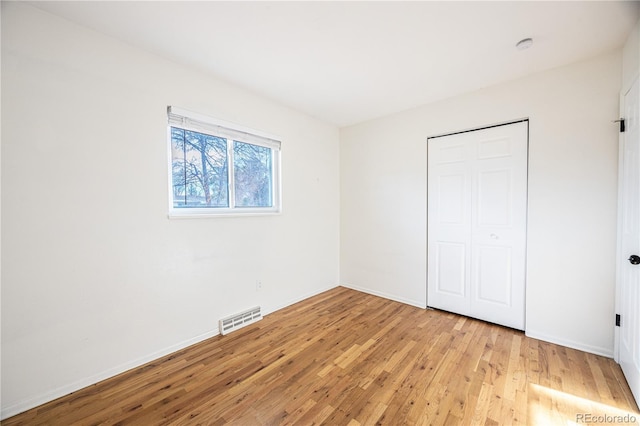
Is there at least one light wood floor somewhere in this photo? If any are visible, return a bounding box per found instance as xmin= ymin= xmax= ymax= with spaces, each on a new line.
xmin=3 ymin=287 xmax=639 ymax=425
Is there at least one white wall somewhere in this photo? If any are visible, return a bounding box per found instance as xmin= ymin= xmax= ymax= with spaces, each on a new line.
xmin=1 ymin=3 xmax=340 ymax=418
xmin=623 ymin=19 xmax=640 ymax=94
xmin=341 ymin=51 xmax=622 ymax=356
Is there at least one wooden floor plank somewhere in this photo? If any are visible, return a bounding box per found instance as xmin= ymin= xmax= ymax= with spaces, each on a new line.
xmin=2 ymin=287 xmax=638 ymax=425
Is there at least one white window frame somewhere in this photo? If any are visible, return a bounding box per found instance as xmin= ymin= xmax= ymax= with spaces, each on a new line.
xmin=167 ymin=106 xmax=282 ymax=218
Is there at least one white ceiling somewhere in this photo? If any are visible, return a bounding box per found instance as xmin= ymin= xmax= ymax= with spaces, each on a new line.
xmin=29 ymin=1 xmax=640 ymax=127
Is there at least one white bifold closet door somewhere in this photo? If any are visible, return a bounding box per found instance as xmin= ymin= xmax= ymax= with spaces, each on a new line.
xmin=427 ymin=121 xmax=528 ymax=330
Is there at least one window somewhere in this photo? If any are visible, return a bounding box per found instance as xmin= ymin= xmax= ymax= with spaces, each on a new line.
xmin=168 ymin=106 xmax=281 ymax=217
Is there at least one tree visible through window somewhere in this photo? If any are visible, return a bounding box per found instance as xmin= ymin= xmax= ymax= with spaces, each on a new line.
xmin=168 ymin=107 xmax=280 ymax=216
xmin=171 ymin=128 xmax=229 ymax=208
xmin=233 ymin=141 xmax=272 ymax=208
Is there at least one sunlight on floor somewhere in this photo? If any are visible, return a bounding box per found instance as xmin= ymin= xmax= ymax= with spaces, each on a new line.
xmin=529 ymin=383 xmax=639 ymax=425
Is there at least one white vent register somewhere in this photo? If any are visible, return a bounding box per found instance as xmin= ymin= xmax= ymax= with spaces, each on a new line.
xmin=219 ymin=306 xmax=262 ymax=335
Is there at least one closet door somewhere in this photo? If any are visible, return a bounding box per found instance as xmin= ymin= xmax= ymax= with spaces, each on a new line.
xmin=427 ymin=122 xmax=528 ymax=330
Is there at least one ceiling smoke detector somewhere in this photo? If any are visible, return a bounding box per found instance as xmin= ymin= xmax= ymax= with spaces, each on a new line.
xmin=516 ymin=38 xmax=533 ymax=51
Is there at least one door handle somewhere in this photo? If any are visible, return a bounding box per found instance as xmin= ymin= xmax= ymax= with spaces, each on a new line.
xmin=629 ymin=255 xmax=640 ymax=265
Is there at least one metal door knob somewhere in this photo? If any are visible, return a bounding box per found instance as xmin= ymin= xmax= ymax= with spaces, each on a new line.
xmin=629 ymin=255 xmax=640 ymax=265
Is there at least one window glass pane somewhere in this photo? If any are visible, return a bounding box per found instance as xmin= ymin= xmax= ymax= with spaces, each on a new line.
xmin=233 ymin=141 xmax=273 ymax=207
xmin=171 ymin=127 xmax=187 ymax=206
xmin=171 ymin=127 xmax=228 ymax=208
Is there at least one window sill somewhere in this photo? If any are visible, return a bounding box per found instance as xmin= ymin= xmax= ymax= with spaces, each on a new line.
xmin=168 ymin=208 xmax=281 ymax=219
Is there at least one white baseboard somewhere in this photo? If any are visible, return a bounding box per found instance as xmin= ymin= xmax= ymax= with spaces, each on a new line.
xmin=3 ymin=286 xmax=614 ymax=421
xmin=525 ymin=329 xmax=614 ymax=358
xmin=1 ymin=328 xmax=220 ymax=420
xmin=1 ymin=284 xmax=341 ymax=421
xmin=340 ymin=283 xmax=427 ymax=309
xmin=264 ymin=284 xmax=340 ymax=316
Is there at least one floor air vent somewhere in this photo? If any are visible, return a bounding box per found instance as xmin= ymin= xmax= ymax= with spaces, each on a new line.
xmin=219 ymin=306 xmax=262 ymax=335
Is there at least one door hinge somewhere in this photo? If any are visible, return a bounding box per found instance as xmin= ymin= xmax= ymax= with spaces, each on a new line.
xmin=613 ymin=118 xmax=625 ymax=133
xmin=616 ymin=314 xmax=621 ymax=327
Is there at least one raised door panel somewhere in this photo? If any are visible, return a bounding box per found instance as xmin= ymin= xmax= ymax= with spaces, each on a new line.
xmin=437 ymin=174 xmax=466 ymax=225
xmin=475 ymin=245 xmax=512 ymax=306
xmin=435 ymin=242 xmax=467 ymax=297
xmin=477 ymin=169 xmax=512 ymax=227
